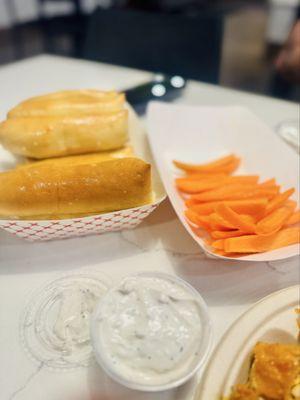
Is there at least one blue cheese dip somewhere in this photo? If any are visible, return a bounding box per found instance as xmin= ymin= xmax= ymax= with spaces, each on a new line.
xmin=91 ymin=273 xmax=210 ymax=389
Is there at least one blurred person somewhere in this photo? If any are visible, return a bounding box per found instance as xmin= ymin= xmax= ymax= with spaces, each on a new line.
xmin=275 ymin=20 xmax=300 ymax=83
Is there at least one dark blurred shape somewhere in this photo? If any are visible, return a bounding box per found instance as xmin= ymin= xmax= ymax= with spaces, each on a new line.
xmin=270 ymin=16 xmax=300 ymax=100
xmin=84 ymin=7 xmax=223 ymax=83
xmin=275 ymin=19 xmax=300 ymax=84
xmin=37 ymin=0 xmax=86 ymax=58
xmin=124 ymin=0 xmax=259 ymax=14
xmin=125 ymin=74 xmax=187 ymax=113
xmin=270 ymin=72 xmax=298 ymax=100
xmin=1 ymin=0 xmax=87 ymax=62
xmin=0 ymin=0 xmax=298 ymax=101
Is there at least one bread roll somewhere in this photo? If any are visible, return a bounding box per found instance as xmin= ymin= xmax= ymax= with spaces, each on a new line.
xmin=0 ymin=90 xmax=128 ymax=159
xmin=0 ymin=157 xmax=152 ymax=219
xmin=8 ymin=90 xmax=125 ymax=118
xmin=0 ymin=110 xmax=128 ymax=159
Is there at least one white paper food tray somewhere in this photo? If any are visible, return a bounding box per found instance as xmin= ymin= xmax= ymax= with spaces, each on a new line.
xmin=147 ymin=102 xmax=299 ymax=262
xmin=0 ymin=107 xmax=166 ymax=241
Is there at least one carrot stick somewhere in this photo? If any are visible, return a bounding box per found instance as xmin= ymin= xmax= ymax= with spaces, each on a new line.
xmin=286 ymin=200 xmax=297 ymax=208
xmin=265 ymin=188 xmax=295 ymax=215
xmin=214 ymin=158 xmax=240 ymax=175
xmin=208 ymin=213 xmax=236 ymax=230
xmin=224 ymin=175 xmax=259 ymax=184
xmin=256 ymin=204 xmax=296 ymax=235
xmin=215 ymin=203 xmax=256 ymax=233
xmin=185 ymin=198 xmax=199 ymax=208
xmin=186 ymin=210 xmax=233 ymax=231
xmin=185 ymin=209 xmax=211 ymax=230
xmin=177 ymin=175 xmax=259 ymax=184
xmin=211 ymin=239 xmax=224 ymax=250
xmin=190 ymin=185 xmax=279 ymax=202
xmin=176 ymin=176 xmax=260 ymax=194
xmin=182 ymin=159 xmax=240 ymax=175
xmin=185 ymin=209 xmax=202 ymax=226
xmin=189 ymin=199 xmax=268 ymax=216
xmin=173 ymin=154 xmax=237 ymax=173
xmin=212 ymin=227 xmax=300 ymax=253
xmin=261 ymin=178 xmax=277 ymax=186
xmin=284 ymin=210 xmax=300 ymax=226
xmin=183 ymin=168 xmax=232 ymax=175
xmin=211 ymin=230 xmax=246 ymax=239
xmin=181 ymin=173 xmax=227 ymax=181
xmin=176 ymin=175 xmax=260 ymax=193
xmin=175 ymin=152 xmax=299 ymax=254
xmin=176 ymin=179 xmax=227 ymax=194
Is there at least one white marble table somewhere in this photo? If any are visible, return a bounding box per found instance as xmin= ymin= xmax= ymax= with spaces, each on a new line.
xmin=0 ymin=55 xmax=299 ymax=400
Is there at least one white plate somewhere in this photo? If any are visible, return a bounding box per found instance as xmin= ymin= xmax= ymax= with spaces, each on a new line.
xmin=194 ymin=285 xmax=300 ymax=400
xmin=147 ymin=102 xmax=300 ymax=262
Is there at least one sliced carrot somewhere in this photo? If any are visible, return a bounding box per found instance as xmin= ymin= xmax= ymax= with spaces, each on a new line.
xmin=190 ymin=185 xmax=279 ymax=202
xmin=185 ymin=209 xmax=202 ymax=226
xmin=184 ymin=169 xmax=232 ymax=175
xmin=186 ymin=211 xmax=234 ymax=232
xmin=212 ymin=227 xmax=300 ymax=253
xmin=176 ymin=175 xmax=260 ymax=194
xmin=177 ymin=175 xmax=258 ymax=184
xmin=211 ymin=239 xmax=224 ymax=250
xmin=189 ymin=199 xmax=268 ymax=216
xmin=284 ymin=210 xmax=300 ymax=226
xmin=211 ymin=230 xmax=246 ymax=239
xmin=225 ymin=175 xmax=259 ymax=184
xmin=179 ymin=173 xmax=226 ymax=181
xmin=215 ymin=203 xmax=256 ymax=233
xmin=256 ymin=204 xmax=296 ymax=235
xmin=189 ymin=202 xmax=222 ymax=215
xmin=261 ymin=178 xmax=277 ymax=186
xmin=185 ymin=209 xmax=211 ymax=230
xmin=265 ymin=188 xmax=295 ymax=215
xmin=208 ymin=213 xmax=236 ymax=230
xmin=173 ymin=154 xmax=237 ymax=173
xmin=185 ymin=198 xmax=199 ymax=208
xmin=176 ymin=179 xmax=227 ymax=194
xmin=286 ymin=200 xmax=297 ymax=208
xmin=183 ymin=159 xmax=240 ymax=175
xmin=257 ymin=184 xmax=279 ymax=191
xmin=214 ymin=158 xmax=240 ymax=175
xmin=175 ymin=152 xmax=299 ymax=255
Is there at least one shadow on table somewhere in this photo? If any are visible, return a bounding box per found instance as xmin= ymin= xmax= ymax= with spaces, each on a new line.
xmin=163 ymin=240 xmax=298 ymax=306
xmin=1 ymin=197 xmax=297 ymax=307
xmin=99 ymin=200 xmax=299 ymax=307
xmin=0 ymin=229 xmax=156 ymax=275
xmin=0 ymin=200 xmax=174 ymax=276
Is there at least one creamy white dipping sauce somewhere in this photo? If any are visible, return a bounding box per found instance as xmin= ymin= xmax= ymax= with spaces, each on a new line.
xmin=53 ymin=284 xmax=99 ymax=353
xmin=92 ymin=274 xmax=205 ymax=387
xmin=21 ymin=273 xmax=110 ymax=370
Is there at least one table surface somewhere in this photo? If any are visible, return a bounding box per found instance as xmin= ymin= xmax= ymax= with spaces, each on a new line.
xmin=0 ymin=55 xmax=299 ymax=400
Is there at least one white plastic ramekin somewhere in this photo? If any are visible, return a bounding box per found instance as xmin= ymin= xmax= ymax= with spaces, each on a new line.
xmin=90 ymin=272 xmax=213 ymax=391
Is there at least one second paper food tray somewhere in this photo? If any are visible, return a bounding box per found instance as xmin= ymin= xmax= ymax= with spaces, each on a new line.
xmin=146 ymin=101 xmax=299 ymax=262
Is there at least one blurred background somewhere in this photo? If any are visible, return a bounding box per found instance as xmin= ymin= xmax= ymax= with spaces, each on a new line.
xmin=0 ymin=0 xmax=299 ymax=101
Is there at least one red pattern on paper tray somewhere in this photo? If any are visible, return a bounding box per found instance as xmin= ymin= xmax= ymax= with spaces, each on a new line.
xmin=0 ymin=203 xmax=159 ymax=242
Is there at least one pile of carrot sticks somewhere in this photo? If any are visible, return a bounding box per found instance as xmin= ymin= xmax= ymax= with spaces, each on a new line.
xmin=174 ymin=154 xmax=300 ymax=255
